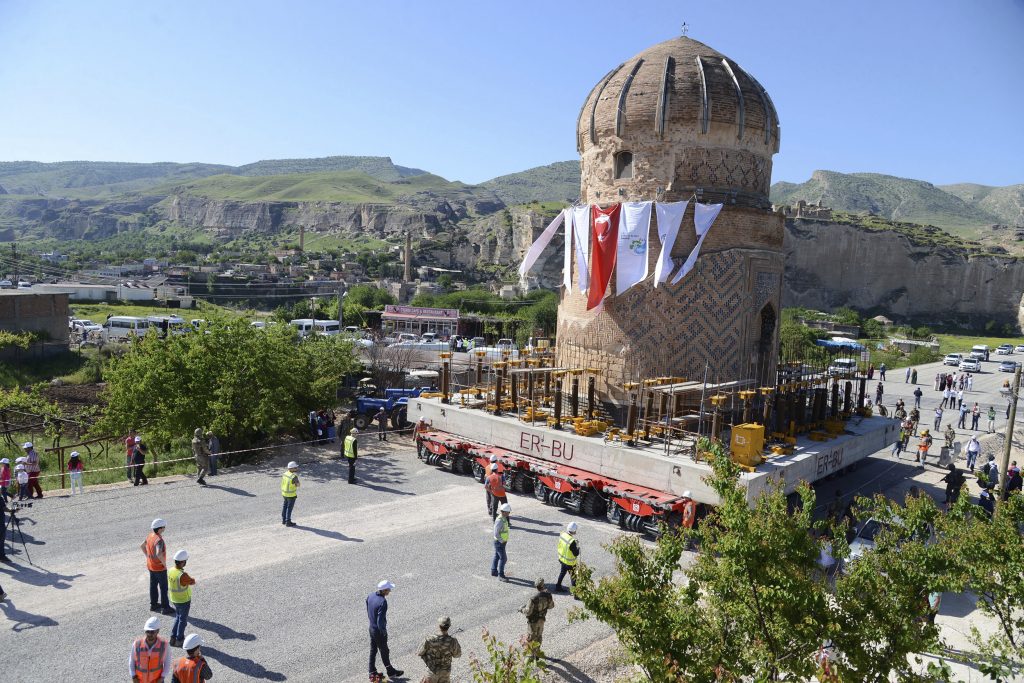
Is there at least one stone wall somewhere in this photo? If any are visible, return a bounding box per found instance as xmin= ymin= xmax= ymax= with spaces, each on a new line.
xmin=0 ymin=292 xmax=70 ymax=343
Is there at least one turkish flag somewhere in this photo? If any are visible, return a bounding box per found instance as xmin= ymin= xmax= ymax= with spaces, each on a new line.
xmin=587 ymin=203 xmax=620 ymax=310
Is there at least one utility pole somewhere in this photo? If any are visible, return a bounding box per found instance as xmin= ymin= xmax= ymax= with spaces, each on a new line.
xmin=11 ymin=243 xmax=18 ymax=283
xmin=337 ymin=288 xmax=344 ymax=331
xmin=996 ymin=365 xmax=1021 ymax=516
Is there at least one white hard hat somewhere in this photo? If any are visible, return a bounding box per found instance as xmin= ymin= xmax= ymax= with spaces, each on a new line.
xmin=418 ymin=417 xmax=426 ymax=423
xmin=287 ymin=461 xmax=299 ymax=469
xmin=151 ymin=518 xmax=166 ymax=530
xmin=0 ymin=458 xmax=8 ymax=465
xmin=567 ymin=521 xmax=578 ymax=533
xmin=182 ymin=634 xmax=203 ymax=650
xmin=134 ymin=436 xmax=141 ymax=443
xmin=144 ymin=616 xmax=161 ymax=631
xmin=377 ymin=580 xmax=395 ymax=591
xmin=15 ymin=464 xmax=25 ymax=470
xmin=682 ymin=490 xmax=692 ymax=499
xmin=15 ymin=457 xmax=25 ymax=463
xmin=69 ymin=451 xmax=80 ymax=458
xmin=173 ymin=549 xmax=189 ymax=562
xmin=489 ymin=454 xmax=498 ymax=463
xmin=22 ymin=442 xmax=32 ymax=449
xmin=490 ymin=464 xmax=499 ymax=472
xmin=499 ymin=503 xmax=512 ymax=513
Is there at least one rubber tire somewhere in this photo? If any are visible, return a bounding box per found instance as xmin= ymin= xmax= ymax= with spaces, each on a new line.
xmin=471 ymin=462 xmax=485 ymax=483
xmin=580 ymin=492 xmax=607 ymax=518
xmin=606 ymin=502 xmax=622 ymax=525
xmin=514 ymin=471 xmax=534 ymax=495
xmin=533 ymin=483 xmax=549 ymax=503
xmin=353 ymin=414 xmax=370 ymax=430
xmin=417 ymin=442 xmax=427 ymax=460
xmin=459 ymin=457 xmax=474 ymax=476
xmin=390 ymin=407 xmax=408 ymax=430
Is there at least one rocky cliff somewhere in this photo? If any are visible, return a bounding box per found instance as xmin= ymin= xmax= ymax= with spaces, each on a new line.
xmin=782 ymin=218 xmax=1024 ymax=329
xmin=0 ymin=196 xmax=161 ymax=239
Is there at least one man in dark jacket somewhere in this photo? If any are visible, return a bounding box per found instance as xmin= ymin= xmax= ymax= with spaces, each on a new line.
xmin=367 ymin=580 xmax=403 ymax=679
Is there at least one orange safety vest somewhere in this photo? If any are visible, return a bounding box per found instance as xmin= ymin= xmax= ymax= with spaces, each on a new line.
xmin=132 ymin=636 xmax=167 ymax=683
xmin=680 ymin=499 xmax=697 ymax=528
xmin=173 ymin=656 xmax=204 ymax=683
xmin=145 ymin=532 xmax=166 ymax=572
xmin=486 ymin=472 xmax=506 ymax=498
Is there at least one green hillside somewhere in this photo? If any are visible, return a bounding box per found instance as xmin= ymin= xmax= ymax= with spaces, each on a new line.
xmin=770 ymin=170 xmax=1001 ymax=235
xmin=233 ymin=155 xmax=426 ymax=181
xmin=0 ymin=160 xmax=232 ymax=198
xmin=482 ymin=160 xmax=580 ymax=205
xmin=940 ymin=182 xmax=1024 ymax=227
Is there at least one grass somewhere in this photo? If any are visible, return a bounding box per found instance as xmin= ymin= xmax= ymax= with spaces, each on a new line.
xmin=933 ymin=334 xmax=1024 ymax=356
xmin=0 ymin=351 xmax=92 ymax=389
xmin=70 ymin=302 xmax=193 ymax=321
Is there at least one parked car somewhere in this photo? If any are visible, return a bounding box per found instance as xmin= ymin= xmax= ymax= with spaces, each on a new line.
xmin=943 ymin=353 xmax=963 ymax=366
xmin=395 ymin=333 xmax=418 ymax=344
xmin=844 ymin=516 xmax=934 ymax=573
xmin=959 ymin=358 xmax=982 ymax=372
xmin=999 ymin=360 xmax=1019 ymax=373
xmin=997 ymin=344 xmax=1014 ymax=355
xmin=74 ymin=319 xmax=103 ymax=334
xmin=827 ymin=358 xmax=858 ymax=376
xmin=1016 ymin=345 xmax=1024 ymax=353
xmin=420 ymin=332 xmax=438 ymax=343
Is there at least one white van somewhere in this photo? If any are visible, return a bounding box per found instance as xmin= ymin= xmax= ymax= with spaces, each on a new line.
xmin=103 ymin=316 xmax=151 ymax=341
xmin=147 ymin=315 xmax=188 ymax=336
xmin=970 ymin=344 xmax=990 ymax=361
xmin=289 ymin=319 xmax=340 ymax=338
xmin=827 ymin=357 xmax=858 ymax=376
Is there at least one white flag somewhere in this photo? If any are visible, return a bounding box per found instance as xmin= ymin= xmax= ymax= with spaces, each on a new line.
xmin=670 ymin=202 xmax=723 ymax=285
xmin=653 ymin=201 xmax=688 ymax=287
xmin=563 ymin=208 xmax=573 ymax=289
xmin=571 ymin=205 xmax=591 ymax=293
xmin=615 ymin=201 xmax=652 ymax=295
xmin=517 ymin=209 xmax=565 ymax=277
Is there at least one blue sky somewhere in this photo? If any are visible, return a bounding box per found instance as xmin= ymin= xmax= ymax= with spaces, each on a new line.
xmin=1 ymin=0 xmax=1021 ymax=186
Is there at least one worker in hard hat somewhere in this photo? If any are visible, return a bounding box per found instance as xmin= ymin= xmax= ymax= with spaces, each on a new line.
xmin=167 ymin=549 xmax=196 ymax=647
xmin=491 ymin=502 xmax=511 ymax=581
xmin=281 ymin=461 xmax=300 ymax=526
xmin=519 ymin=577 xmax=555 ymax=657
xmin=191 ymin=428 xmax=210 ymax=486
xmin=485 ymin=462 xmax=507 ymax=520
xmin=141 ymin=518 xmax=173 ymax=614
xmin=417 ymin=615 xmax=461 ymax=682
xmin=129 ymin=616 xmax=170 ymax=683
xmin=555 ymin=521 xmax=580 ymax=592
xmin=343 ymin=428 xmax=358 ymax=484
xmin=367 ymin=580 xmax=404 ymax=679
xmin=172 ymin=634 xmax=212 ymax=682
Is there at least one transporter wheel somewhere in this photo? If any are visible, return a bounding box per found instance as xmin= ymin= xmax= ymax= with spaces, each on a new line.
xmin=471 ymin=461 xmax=486 ymax=483
xmin=606 ymin=502 xmax=622 ymax=526
xmin=353 ymin=414 xmax=370 ymax=430
xmin=580 ymin=492 xmax=607 ymax=518
xmin=533 ymin=483 xmax=549 ymax=503
xmin=513 ymin=471 xmax=534 ymax=495
xmin=390 ymin=408 xmax=408 ymax=430
xmin=417 ymin=441 xmax=428 ymax=460
xmin=459 ymin=456 xmax=474 ymax=475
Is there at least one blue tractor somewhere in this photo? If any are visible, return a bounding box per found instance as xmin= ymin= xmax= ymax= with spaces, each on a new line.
xmin=350 ymin=387 xmax=426 ymax=430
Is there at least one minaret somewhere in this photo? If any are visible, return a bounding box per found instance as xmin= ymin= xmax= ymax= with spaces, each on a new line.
xmin=403 ymin=231 xmax=412 ymax=282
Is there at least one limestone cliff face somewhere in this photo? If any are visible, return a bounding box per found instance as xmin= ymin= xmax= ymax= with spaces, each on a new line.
xmin=457 ymin=207 xmax=565 ymax=286
xmin=0 ymin=197 xmax=159 ymax=239
xmin=782 ymin=219 xmax=1024 ymax=329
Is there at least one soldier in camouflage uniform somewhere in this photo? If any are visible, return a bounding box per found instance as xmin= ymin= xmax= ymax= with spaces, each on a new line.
xmin=416 ymin=615 xmax=461 ymax=682
xmin=520 ymin=577 xmax=555 ymax=655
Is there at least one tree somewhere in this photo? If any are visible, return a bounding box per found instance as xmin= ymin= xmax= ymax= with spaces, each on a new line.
xmin=437 ymin=274 xmax=454 ymax=290
xmin=572 ymin=454 xmax=950 ymax=681
xmin=833 ymin=306 xmax=862 ymax=326
xmin=468 ymin=630 xmax=546 ymax=683
xmin=96 ymin=316 xmax=360 ymax=449
xmin=862 ymin=318 xmax=884 ymax=339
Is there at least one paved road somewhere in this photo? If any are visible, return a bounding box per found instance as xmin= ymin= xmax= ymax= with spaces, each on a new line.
xmin=0 ymin=355 xmax=1015 ymax=681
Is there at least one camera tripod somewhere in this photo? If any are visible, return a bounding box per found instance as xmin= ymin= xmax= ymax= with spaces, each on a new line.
xmin=5 ymin=504 xmax=32 ymax=565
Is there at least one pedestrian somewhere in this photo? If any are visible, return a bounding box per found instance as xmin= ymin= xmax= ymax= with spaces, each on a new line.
xmin=971 ymin=403 xmax=981 ymax=430
xmin=367 ymin=580 xmax=404 ymax=680
xmin=1010 ymin=461 xmax=1021 ymax=480
xmin=168 ymin=549 xmax=195 ymax=648
xmin=875 ymin=382 xmax=884 ymax=406
xmin=892 ymin=429 xmax=904 ymax=458
xmin=879 ymin=363 xmax=886 ymax=381
xmin=205 ymin=431 xmax=220 ymax=476
xmin=15 ymin=463 xmax=29 ymax=500
xmin=520 ymin=577 xmax=555 ymax=656
xmin=484 ymin=455 xmax=499 ymax=515
xmin=126 ymin=430 xmax=137 ymax=481
xmin=22 ymin=441 xmax=43 ymax=499
xmin=987 ymin=406 xmax=997 ymax=433
xmin=191 ymin=428 xmax=209 ymax=486
xmin=958 ymin=402 xmax=968 ymax=429
xmin=957 ymin=389 xmax=964 ymax=409
xmin=941 ymin=387 xmax=951 ymax=409
xmin=941 ymin=464 xmax=966 ymax=505
xmin=375 ymin=407 xmax=389 ymax=441
xmin=281 ymin=461 xmax=299 ymax=527
xmin=491 ymin=502 xmax=511 ymax=581
xmin=965 ymin=435 xmax=981 ymax=471
xmin=486 ymin=463 xmax=507 ymax=520
xmin=132 ymin=436 xmax=149 ymax=487
xmin=917 ymin=429 xmax=932 ymax=466
xmin=417 ymin=616 xmax=462 ymax=683
xmin=980 ymin=455 xmax=999 ymax=490
xmin=172 ymin=634 xmax=213 ymax=682
xmin=966 ymin=374 xmax=973 ymax=391
xmin=934 ymin=373 xmax=941 ymax=391
xmin=933 ymin=407 xmax=943 ymax=431
xmin=905 ymin=366 xmax=911 ymax=383
xmin=142 ymin=518 xmax=173 ymax=615
xmin=0 ymin=458 xmax=10 ymax=502
xmin=913 ymin=387 xmax=923 ymax=409
xmin=911 ymin=368 xmax=918 ymax=384
xmin=1005 ymin=467 xmax=1023 ymax=500
xmin=129 ymin=616 xmax=170 ymax=683
xmin=326 ymin=408 xmax=337 ymax=443
xmin=343 ymin=428 xmax=359 ymax=484
xmin=555 ymin=521 xmax=580 ymax=592
xmin=67 ymin=451 xmax=84 ymax=495
xmin=867 ymin=364 xmax=874 ymax=380
xmin=978 ymin=487 xmax=995 ymax=518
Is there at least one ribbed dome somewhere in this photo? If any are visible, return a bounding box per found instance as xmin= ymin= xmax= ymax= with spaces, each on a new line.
xmin=577 ymin=36 xmax=780 ymax=155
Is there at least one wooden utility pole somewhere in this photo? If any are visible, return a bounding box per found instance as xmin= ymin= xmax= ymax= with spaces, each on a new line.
xmin=996 ymin=365 xmax=1021 ymax=516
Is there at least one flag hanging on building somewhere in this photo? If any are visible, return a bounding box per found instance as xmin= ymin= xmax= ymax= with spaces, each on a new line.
xmin=563 ymin=208 xmax=573 ymax=289
xmin=571 ymin=205 xmax=591 ymax=293
xmin=670 ymin=202 xmax=723 ymax=285
xmin=616 ymin=201 xmax=652 ymax=295
xmin=653 ymin=201 xmax=688 ymax=287
xmin=587 ymin=203 xmax=621 ymax=310
xmin=517 ymin=209 xmax=565 ymax=278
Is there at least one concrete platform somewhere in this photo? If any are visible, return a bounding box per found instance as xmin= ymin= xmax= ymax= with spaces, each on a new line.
xmin=410 ymin=396 xmax=898 ymax=506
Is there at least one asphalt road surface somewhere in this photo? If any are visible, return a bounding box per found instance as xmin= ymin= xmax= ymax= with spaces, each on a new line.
xmin=0 ymin=354 xmax=1014 ymax=681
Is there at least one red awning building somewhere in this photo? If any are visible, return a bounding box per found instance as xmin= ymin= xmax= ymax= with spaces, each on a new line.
xmin=381 ymin=305 xmax=460 ymax=338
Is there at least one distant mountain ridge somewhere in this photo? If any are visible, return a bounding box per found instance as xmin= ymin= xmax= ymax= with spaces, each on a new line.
xmin=481 ymin=161 xmax=580 ymax=205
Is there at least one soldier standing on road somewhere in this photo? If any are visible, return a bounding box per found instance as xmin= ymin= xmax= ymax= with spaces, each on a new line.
xmin=129 ymin=616 xmax=170 ymax=683
xmin=944 ymin=424 xmax=956 ymax=449
xmin=520 ymin=577 xmax=555 ymax=656
xmin=191 ymin=429 xmax=210 ymax=486
xmin=343 ymin=428 xmax=359 ymax=484
xmin=281 ymin=461 xmax=299 ymax=527
xmin=367 ymin=580 xmax=404 ymax=680
xmin=142 ymin=518 xmax=173 ymax=615
xmin=417 ymin=615 xmax=462 ymax=682
xmin=555 ymin=522 xmax=580 ymax=592
xmin=491 ymin=503 xmax=511 ymax=581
